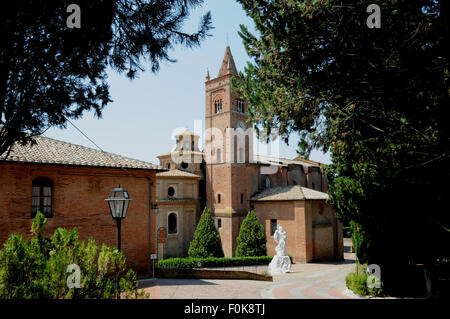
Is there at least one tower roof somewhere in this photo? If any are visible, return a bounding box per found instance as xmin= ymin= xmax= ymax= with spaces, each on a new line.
xmin=218 ymin=46 xmax=238 ymax=77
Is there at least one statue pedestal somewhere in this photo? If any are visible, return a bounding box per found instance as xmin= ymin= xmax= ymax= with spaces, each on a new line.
xmin=268 ymin=255 xmax=291 ymax=275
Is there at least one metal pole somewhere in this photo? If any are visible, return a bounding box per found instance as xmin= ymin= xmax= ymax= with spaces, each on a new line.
xmin=116 ymin=219 xmax=122 ymax=299
xmin=117 ymin=219 xmax=122 ymax=251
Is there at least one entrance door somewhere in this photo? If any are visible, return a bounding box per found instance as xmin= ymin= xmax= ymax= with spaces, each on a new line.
xmin=313 ymin=225 xmax=334 ymax=261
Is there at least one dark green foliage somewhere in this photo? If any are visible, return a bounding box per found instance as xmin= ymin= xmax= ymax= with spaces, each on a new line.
xmin=188 ymin=207 xmax=224 ymax=258
xmin=0 ymin=212 xmax=147 ymax=299
xmin=158 ymin=256 xmax=273 ymax=269
xmin=158 ymin=255 xmax=294 ymax=269
xmin=345 ymin=265 xmax=383 ymax=297
xmin=0 ymin=0 xmax=212 ymax=158
xmin=235 ymin=211 xmax=267 ymax=257
xmin=234 ymin=0 xmax=449 ymax=295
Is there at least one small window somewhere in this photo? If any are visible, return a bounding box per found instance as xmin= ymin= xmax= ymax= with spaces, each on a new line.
xmin=216 ymin=148 xmax=222 ymax=163
xmin=312 ymin=182 xmax=316 ymax=189
xmin=239 ymin=148 xmax=244 ymax=163
xmin=168 ymin=212 xmax=178 ymax=234
xmin=191 ymin=141 xmax=195 ymax=150
xmin=31 ymin=177 xmax=53 ymax=218
xmin=263 ymin=177 xmax=271 ymax=189
xmin=237 ymin=100 xmax=244 ymax=113
xmin=200 ymin=162 xmax=205 ymax=170
xmin=215 ymin=100 xmax=222 ymax=113
xmin=270 ymin=219 xmax=277 ymax=236
xmin=167 ymin=163 xmax=171 ymax=169
xmin=168 ymin=186 xmax=175 ymax=197
xmin=240 ymin=193 xmax=244 ymax=204
xmin=216 ymin=218 xmax=222 ymax=229
xmin=181 ymin=162 xmax=189 ymax=169
xmin=218 ymin=193 xmax=221 ymax=203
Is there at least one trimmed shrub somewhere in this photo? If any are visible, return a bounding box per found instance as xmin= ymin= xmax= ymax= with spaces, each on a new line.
xmin=188 ymin=207 xmax=224 ymax=258
xmin=158 ymin=255 xmax=294 ymax=269
xmin=158 ymin=256 xmax=273 ymax=269
xmin=235 ymin=211 xmax=267 ymax=257
xmin=0 ymin=212 xmax=148 ymax=299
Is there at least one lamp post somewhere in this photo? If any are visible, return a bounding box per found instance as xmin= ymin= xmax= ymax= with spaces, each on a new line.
xmin=106 ymin=185 xmax=131 ymax=299
xmin=105 ymin=184 xmax=132 ymax=251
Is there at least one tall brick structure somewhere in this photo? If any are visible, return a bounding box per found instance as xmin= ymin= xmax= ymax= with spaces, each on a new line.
xmin=201 ymin=46 xmax=343 ymax=260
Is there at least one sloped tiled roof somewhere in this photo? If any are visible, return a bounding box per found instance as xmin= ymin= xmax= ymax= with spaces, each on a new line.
xmin=250 ymin=185 xmax=329 ymax=201
xmin=4 ymin=135 xmax=162 ymax=170
xmin=156 ymin=169 xmax=200 ymax=178
xmin=254 ymin=155 xmax=321 ymax=168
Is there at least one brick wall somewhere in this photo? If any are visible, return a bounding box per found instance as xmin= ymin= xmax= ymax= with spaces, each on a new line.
xmin=0 ymin=162 xmax=157 ymax=274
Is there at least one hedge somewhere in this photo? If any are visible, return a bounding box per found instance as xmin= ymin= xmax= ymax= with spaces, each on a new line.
xmin=158 ymin=255 xmax=294 ymax=269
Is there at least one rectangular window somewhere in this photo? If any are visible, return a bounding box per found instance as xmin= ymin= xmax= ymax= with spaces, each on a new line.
xmin=237 ymin=100 xmax=244 ymax=113
xmin=216 ymin=218 xmax=222 ymax=229
xmin=270 ymin=219 xmax=277 ymax=236
xmin=31 ymin=177 xmax=53 ymax=218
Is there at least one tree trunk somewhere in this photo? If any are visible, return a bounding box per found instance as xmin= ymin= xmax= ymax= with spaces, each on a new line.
xmin=424 ymin=263 xmax=433 ymax=298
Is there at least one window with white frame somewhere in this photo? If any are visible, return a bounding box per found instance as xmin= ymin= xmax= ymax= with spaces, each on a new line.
xmin=237 ymin=100 xmax=244 ymax=113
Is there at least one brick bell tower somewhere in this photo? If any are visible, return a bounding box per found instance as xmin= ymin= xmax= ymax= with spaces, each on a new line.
xmin=205 ymin=46 xmax=252 ymax=257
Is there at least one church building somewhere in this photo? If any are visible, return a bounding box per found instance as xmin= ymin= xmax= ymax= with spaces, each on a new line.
xmin=156 ymin=46 xmax=343 ymax=262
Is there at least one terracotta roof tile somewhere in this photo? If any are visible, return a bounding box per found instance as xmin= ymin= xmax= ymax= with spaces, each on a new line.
xmin=250 ymin=185 xmax=329 ymax=201
xmin=156 ymin=169 xmax=200 ymax=178
xmin=4 ymin=136 xmax=162 ymax=170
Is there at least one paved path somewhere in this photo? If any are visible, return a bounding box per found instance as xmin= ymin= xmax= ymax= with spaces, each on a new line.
xmin=138 ymin=240 xmax=360 ymax=299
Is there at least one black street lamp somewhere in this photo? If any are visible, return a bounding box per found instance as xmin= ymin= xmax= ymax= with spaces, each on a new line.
xmin=105 ymin=184 xmax=132 ymax=251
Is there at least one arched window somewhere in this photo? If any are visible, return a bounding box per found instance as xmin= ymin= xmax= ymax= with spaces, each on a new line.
xmin=168 ymin=212 xmax=178 ymax=234
xmin=31 ymin=177 xmax=53 ymax=218
xmin=167 ymin=163 xmax=171 ymax=169
xmin=215 ymin=100 xmax=222 ymax=113
xmin=218 ymin=193 xmax=221 ymax=203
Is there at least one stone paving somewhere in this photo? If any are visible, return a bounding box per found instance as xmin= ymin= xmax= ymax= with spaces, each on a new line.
xmin=138 ymin=240 xmax=360 ymax=299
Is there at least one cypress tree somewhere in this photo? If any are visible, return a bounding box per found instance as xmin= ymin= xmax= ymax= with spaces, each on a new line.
xmin=235 ymin=211 xmax=267 ymax=257
xmin=188 ymin=207 xmax=224 ymax=258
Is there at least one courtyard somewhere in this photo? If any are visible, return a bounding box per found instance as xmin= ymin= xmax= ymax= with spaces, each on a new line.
xmin=139 ymin=239 xmax=361 ymax=299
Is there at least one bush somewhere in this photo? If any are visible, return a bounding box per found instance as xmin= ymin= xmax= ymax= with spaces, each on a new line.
xmin=188 ymin=207 xmax=224 ymax=258
xmin=158 ymin=255 xmax=294 ymax=269
xmin=0 ymin=212 xmax=148 ymax=299
xmin=345 ymin=264 xmax=383 ymax=297
xmin=235 ymin=211 xmax=267 ymax=257
xmin=158 ymin=256 xmax=273 ymax=269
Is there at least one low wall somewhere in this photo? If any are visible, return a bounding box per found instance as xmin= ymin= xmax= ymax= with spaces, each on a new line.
xmin=155 ymin=268 xmax=273 ymax=282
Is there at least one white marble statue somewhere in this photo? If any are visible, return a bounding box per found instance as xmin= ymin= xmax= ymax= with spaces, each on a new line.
xmin=268 ymin=225 xmax=291 ymax=275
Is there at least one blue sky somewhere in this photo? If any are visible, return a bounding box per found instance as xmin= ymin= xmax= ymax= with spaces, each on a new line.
xmin=45 ymin=0 xmax=331 ymax=165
